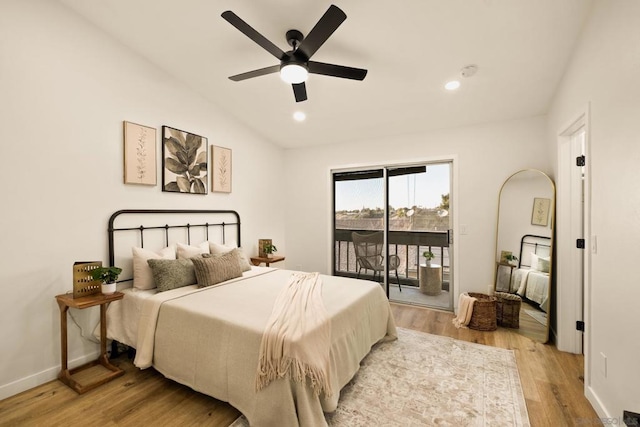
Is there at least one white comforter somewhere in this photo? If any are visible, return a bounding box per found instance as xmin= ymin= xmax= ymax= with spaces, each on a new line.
xmin=512 ymin=268 xmax=550 ymax=312
xmin=108 ymin=268 xmax=397 ymax=427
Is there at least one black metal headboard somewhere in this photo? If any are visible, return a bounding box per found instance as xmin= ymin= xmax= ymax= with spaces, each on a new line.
xmin=108 ymin=209 xmax=241 ymax=269
xmin=518 ymin=234 xmax=551 ymax=269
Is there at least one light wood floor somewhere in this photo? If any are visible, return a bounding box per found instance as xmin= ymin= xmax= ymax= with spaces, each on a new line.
xmin=0 ymin=303 xmax=601 ymax=427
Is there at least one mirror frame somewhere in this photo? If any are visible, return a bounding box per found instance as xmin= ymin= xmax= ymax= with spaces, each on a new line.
xmin=493 ymin=169 xmax=555 ymax=343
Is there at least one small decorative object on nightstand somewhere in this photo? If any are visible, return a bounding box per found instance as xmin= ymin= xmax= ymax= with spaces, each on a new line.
xmin=89 ymin=265 xmax=122 ymax=295
xmin=258 ymin=239 xmax=272 ymax=258
xmin=55 ymin=292 xmax=125 ymax=393
xmin=263 ymin=243 xmax=277 ymax=259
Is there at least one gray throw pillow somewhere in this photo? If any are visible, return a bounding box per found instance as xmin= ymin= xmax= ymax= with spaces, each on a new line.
xmin=191 ymin=250 xmax=243 ymax=288
xmin=147 ymin=258 xmax=196 ymax=292
xmin=232 ymin=248 xmax=252 ymax=272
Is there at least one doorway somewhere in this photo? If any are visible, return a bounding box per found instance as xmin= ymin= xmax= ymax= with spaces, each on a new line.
xmin=557 ymin=111 xmax=589 ymax=355
xmin=332 ymin=161 xmax=453 ymax=311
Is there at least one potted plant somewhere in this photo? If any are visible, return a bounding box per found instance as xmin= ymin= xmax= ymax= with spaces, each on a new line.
xmin=505 ymin=254 xmax=518 ymax=266
xmin=422 ymin=250 xmax=435 ymax=266
xmin=90 ymin=266 xmax=122 ymax=295
xmin=263 ymin=243 xmax=278 ymax=259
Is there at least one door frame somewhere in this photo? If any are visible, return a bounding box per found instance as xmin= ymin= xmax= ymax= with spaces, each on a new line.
xmin=328 ymin=155 xmax=459 ymax=306
xmin=556 ymin=105 xmax=592 ymax=389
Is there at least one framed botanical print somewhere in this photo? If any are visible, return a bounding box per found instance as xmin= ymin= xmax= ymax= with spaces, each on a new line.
xmin=531 ymin=197 xmax=551 ymax=226
xmin=123 ymin=121 xmax=156 ymax=185
xmin=211 ymin=145 xmax=232 ymax=193
xmin=162 ymin=126 xmax=208 ymax=194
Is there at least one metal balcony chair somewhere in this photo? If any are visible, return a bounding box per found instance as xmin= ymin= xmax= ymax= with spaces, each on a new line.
xmin=352 ymin=231 xmax=402 ymax=291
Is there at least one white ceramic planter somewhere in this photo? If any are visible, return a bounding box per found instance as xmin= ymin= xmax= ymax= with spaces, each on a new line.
xmin=101 ymin=282 xmax=116 ymax=295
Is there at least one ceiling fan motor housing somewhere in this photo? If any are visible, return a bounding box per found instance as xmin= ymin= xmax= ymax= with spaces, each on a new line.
xmin=286 ymin=29 xmax=304 ymax=50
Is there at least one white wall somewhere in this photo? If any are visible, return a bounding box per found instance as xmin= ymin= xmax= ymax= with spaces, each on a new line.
xmin=0 ymin=0 xmax=285 ymax=399
xmin=283 ymin=116 xmax=551 ymax=301
xmin=548 ymin=0 xmax=640 ymax=418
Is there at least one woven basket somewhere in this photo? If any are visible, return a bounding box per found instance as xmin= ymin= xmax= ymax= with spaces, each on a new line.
xmin=495 ymin=292 xmax=521 ymax=329
xmin=468 ymin=292 xmax=497 ymax=331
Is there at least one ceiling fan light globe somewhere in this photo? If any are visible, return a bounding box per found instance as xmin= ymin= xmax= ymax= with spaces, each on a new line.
xmin=280 ymin=64 xmax=308 ymax=84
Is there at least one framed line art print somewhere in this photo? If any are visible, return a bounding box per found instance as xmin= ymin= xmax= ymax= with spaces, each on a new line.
xmin=211 ymin=145 xmax=232 ymax=193
xmin=531 ymin=197 xmax=551 ymax=226
xmin=123 ymin=121 xmax=157 ymax=185
xmin=162 ymin=126 xmax=208 ymax=194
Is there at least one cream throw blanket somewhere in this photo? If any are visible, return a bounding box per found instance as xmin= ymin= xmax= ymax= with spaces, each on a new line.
xmin=452 ymin=292 xmax=477 ymax=328
xmin=256 ymin=272 xmax=332 ymax=396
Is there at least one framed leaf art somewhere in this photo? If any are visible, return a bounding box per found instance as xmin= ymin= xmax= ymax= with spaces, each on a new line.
xmin=162 ymin=126 xmax=208 ymax=194
xmin=211 ymin=145 xmax=232 ymax=193
xmin=123 ymin=121 xmax=156 ymax=185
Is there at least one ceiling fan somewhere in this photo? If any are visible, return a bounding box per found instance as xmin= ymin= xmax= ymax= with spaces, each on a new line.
xmin=221 ymin=5 xmax=367 ymax=102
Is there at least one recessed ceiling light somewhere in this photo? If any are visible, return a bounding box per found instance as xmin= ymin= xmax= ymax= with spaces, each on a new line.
xmin=445 ymin=80 xmax=461 ymax=91
xmin=293 ymin=111 xmax=306 ymax=122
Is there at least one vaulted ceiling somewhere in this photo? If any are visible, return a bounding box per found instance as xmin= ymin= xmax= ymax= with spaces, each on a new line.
xmin=59 ymin=0 xmax=593 ymax=148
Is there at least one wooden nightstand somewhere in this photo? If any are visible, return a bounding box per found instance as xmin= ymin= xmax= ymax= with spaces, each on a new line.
xmin=55 ymin=292 xmax=124 ymax=394
xmin=250 ymin=255 xmax=285 ymax=267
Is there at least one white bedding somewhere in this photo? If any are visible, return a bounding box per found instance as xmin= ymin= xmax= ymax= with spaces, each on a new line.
xmin=102 ymin=266 xmax=271 ymax=348
xmin=104 ymin=267 xmax=396 ymax=427
xmin=512 ymin=268 xmax=549 ymax=312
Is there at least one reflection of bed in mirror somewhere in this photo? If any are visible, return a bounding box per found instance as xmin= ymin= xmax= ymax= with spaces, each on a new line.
xmin=497 ymin=234 xmax=550 ymax=312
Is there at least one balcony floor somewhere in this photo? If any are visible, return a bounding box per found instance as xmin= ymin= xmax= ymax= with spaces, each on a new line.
xmin=388 ymin=284 xmax=452 ymax=311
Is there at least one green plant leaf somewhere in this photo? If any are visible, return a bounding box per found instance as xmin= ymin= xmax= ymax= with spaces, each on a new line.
xmin=165 ymin=158 xmax=188 ymax=174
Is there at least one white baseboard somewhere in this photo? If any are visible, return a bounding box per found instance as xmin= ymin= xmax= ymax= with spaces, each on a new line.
xmin=585 ymin=385 xmax=610 ymax=419
xmin=0 ymin=350 xmax=100 ymax=401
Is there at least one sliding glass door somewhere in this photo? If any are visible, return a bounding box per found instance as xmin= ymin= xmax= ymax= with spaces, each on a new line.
xmin=333 ymin=161 xmax=453 ymax=310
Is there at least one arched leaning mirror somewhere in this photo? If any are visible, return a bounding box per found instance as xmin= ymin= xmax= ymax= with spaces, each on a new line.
xmin=494 ymin=169 xmax=555 ymax=343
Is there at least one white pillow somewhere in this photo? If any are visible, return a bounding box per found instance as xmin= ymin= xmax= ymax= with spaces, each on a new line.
xmin=132 ymin=245 xmax=176 ymax=290
xmin=176 ymin=241 xmax=210 ymax=259
xmin=530 ymin=254 xmax=540 ymax=271
xmin=530 ymin=253 xmax=551 ymax=273
xmin=537 ymin=256 xmax=550 ymax=273
xmin=209 ymin=241 xmax=233 ymax=255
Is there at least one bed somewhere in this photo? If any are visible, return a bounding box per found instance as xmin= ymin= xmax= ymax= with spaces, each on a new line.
xmin=103 ymin=209 xmax=397 ymax=427
xmin=497 ymin=234 xmax=551 ymax=312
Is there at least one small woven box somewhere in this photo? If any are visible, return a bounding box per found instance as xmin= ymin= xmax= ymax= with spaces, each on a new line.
xmin=72 ymin=261 xmax=102 ymax=298
xmin=495 ymin=291 xmax=522 ymax=329
xmin=468 ymin=292 xmax=497 ymax=331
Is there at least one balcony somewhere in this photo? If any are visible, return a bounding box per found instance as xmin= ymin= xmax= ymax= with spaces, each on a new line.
xmin=334 ymin=228 xmax=450 ymax=290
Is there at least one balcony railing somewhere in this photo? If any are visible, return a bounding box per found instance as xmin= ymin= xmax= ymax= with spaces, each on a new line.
xmin=334 ymin=228 xmax=450 ymax=290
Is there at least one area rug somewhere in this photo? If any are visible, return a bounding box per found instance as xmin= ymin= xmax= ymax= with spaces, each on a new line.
xmin=230 ymin=327 xmax=530 ymax=426
xmin=524 ymin=308 xmax=548 ymax=325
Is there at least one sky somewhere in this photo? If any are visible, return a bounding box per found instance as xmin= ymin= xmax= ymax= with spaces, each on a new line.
xmin=335 ymin=163 xmax=450 ymax=211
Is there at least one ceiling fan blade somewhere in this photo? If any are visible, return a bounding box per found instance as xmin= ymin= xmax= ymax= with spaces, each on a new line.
xmin=229 ymin=65 xmax=280 ymax=81
xmin=292 ymin=83 xmax=307 ymax=102
xmin=296 ymin=5 xmax=346 ymax=60
xmin=308 ymin=61 xmax=367 ymax=80
xmin=221 ymin=11 xmax=286 ymax=60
